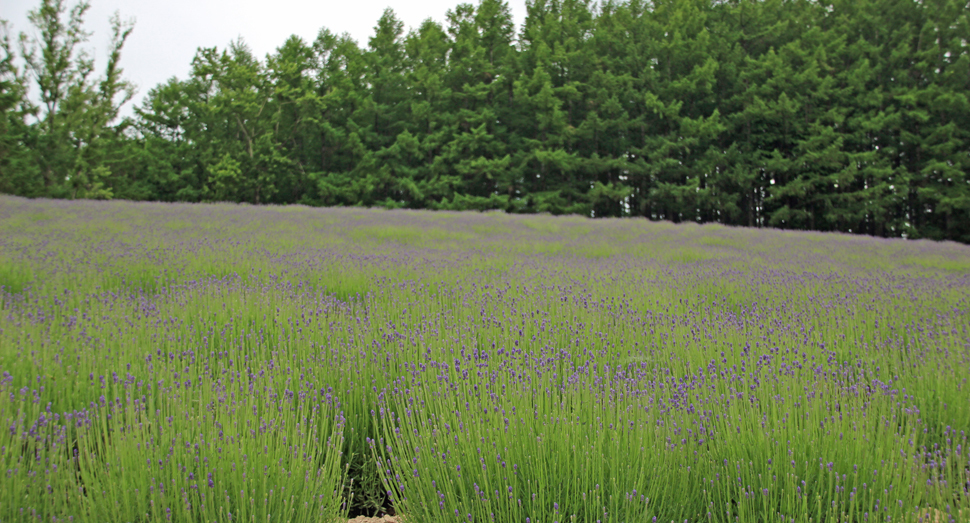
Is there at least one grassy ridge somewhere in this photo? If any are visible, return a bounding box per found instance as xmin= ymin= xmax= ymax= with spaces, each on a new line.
xmin=0 ymin=196 xmax=968 ymax=522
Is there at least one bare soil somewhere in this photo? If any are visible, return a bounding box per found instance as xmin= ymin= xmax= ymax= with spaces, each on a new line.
xmin=347 ymin=516 xmax=402 ymax=523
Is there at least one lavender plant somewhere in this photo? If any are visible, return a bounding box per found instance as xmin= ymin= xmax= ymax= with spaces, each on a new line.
xmin=0 ymin=195 xmax=968 ymax=522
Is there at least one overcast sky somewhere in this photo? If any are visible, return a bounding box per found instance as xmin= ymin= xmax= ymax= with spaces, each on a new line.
xmin=1 ymin=0 xmax=529 ymax=114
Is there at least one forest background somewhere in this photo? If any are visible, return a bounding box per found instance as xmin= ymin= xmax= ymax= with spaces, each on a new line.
xmin=1 ymin=0 xmax=969 ymax=242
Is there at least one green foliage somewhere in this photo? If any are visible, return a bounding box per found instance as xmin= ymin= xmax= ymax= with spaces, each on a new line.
xmin=0 ymin=21 xmax=39 ymax=196
xmin=0 ymin=262 xmax=32 ymax=295
xmin=3 ymin=0 xmax=137 ymax=199
xmin=1 ymin=0 xmax=970 ymax=242
xmin=2 ymin=198 xmax=968 ymax=521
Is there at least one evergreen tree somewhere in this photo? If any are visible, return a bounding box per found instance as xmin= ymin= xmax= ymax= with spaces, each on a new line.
xmin=3 ymin=0 xmax=969 ymax=243
xmin=437 ymin=0 xmax=520 ymax=211
xmin=308 ymin=29 xmax=370 ymax=206
xmin=0 ymin=21 xmax=39 ymax=196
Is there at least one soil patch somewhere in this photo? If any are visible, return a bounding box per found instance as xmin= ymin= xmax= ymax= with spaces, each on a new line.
xmin=347 ymin=516 xmax=402 ymax=523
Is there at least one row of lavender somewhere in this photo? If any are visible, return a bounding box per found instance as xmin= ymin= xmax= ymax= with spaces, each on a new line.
xmin=1 ymin=196 xmax=969 ymax=522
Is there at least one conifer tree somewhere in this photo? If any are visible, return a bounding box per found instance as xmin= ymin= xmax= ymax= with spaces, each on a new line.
xmin=0 ymin=21 xmax=38 ymax=196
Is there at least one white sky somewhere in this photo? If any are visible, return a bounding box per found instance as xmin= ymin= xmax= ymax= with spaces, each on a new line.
xmin=1 ymin=0 xmax=528 ymax=115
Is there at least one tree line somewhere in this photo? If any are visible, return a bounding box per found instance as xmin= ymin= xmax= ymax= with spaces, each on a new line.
xmin=2 ymin=0 xmax=969 ymax=242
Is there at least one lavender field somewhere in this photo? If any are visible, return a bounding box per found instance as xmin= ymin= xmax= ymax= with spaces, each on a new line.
xmin=1 ymin=195 xmax=968 ymax=523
